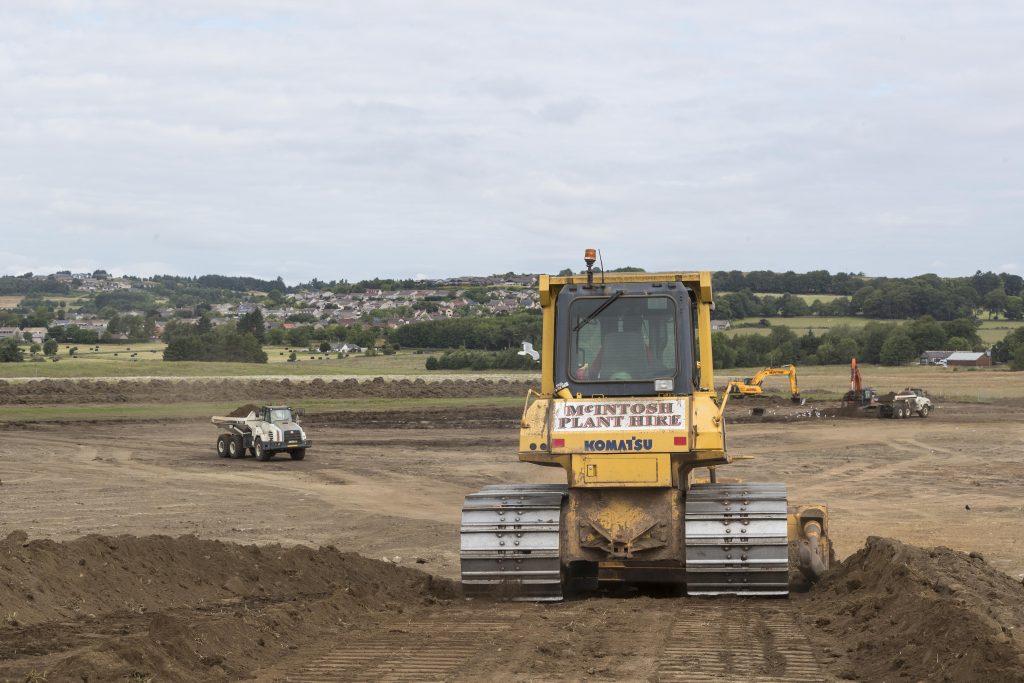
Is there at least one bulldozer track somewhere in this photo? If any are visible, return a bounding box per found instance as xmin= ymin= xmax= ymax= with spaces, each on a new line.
xmin=283 ymin=611 xmax=519 ymax=682
xmin=685 ymin=482 xmax=791 ymax=596
xmin=657 ymin=603 xmax=823 ymax=682
xmin=460 ymin=483 xmax=568 ymax=601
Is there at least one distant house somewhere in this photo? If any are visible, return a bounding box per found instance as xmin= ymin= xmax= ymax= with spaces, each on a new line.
xmin=919 ymin=350 xmax=954 ymax=365
xmin=711 ymin=320 xmax=731 ymax=331
xmin=0 ymin=327 xmax=21 ymax=340
xmin=945 ymin=351 xmax=991 ymax=367
xmin=23 ymin=327 xmax=48 ymax=343
xmin=333 ymin=343 xmax=365 ymax=354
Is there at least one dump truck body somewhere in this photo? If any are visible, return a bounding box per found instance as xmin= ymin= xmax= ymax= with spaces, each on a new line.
xmin=211 ymin=405 xmax=312 ymax=460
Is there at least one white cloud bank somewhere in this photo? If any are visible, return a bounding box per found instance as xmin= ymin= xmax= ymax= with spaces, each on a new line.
xmin=1 ymin=1 xmax=1022 ymax=282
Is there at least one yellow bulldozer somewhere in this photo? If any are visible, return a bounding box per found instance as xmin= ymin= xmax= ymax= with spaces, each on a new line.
xmin=460 ymin=250 xmax=831 ymax=600
xmin=725 ymin=364 xmax=802 ymax=403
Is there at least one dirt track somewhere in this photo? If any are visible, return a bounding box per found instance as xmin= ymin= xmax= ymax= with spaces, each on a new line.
xmin=3 ymin=394 xmax=1024 ymax=681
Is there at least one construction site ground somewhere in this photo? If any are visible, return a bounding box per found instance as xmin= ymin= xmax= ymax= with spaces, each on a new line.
xmin=2 ymin=382 xmax=1024 ymax=682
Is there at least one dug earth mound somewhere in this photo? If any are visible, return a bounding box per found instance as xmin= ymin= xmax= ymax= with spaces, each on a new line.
xmin=2 ymin=532 xmax=1022 ymax=681
xmin=0 ymin=532 xmax=456 ymax=682
xmin=799 ymin=536 xmax=1024 ymax=682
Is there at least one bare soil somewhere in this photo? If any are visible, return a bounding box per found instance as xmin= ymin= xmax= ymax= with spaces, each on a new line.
xmin=2 ymin=387 xmax=1024 ymax=681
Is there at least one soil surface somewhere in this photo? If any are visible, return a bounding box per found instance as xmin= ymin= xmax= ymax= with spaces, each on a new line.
xmin=2 ymin=389 xmax=1024 ymax=681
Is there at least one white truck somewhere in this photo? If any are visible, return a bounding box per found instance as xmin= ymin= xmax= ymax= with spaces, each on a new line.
xmin=211 ymin=405 xmax=312 ymax=461
xmin=877 ymin=387 xmax=933 ymax=418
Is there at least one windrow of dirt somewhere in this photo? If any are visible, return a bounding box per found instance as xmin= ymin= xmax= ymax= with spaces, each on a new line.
xmin=0 ymin=377 xmax=534 ymax=405
xmin=0 ymin=531 xmax=456 ymax=682
xmin=799 ymin=536 xmax=1024 ymax=682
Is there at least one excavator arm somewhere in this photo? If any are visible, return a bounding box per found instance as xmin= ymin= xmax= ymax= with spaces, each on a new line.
xmin=726 ymin=365 xmax=801 ymax=402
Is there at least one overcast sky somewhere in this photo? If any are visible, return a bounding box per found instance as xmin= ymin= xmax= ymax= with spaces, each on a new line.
xmin=2 ymin=2 xmax=1022 ymax=283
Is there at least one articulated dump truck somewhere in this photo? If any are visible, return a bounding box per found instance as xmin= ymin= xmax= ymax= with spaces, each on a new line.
xmin=460 ymin=250 xmax=832 ymax=600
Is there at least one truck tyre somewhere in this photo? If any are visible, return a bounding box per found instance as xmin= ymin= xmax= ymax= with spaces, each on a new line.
xmin=290 ymin=448 xmax=306 ymax=461
xmin=902 ymin=403 xmax=911 ymax=419
xmin=254 ymin=439 xmax=273 ymax=461
xmin=228 ymin=435 xmax=243 ymax=458
xmin=920 ymin=405 xmax=930 ymax=418
xmin=216 ymin=434 xmax=229 ymax=458
xmin=894 ymin=406 xmax=904 ymax=419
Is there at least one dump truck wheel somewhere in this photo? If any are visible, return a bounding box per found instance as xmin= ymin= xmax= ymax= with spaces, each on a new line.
xmin=290 ymin=448 xmax=306 ymax=461
xmin=228 ymin=436 xmax=243 ymax=458
xmin=894 ymin=406 xmax=904 ymax=419
xmin=902 ymin=403 xmax=911 ymax=419
xmin=254 ymin=439 xmax=273 ymax=461
xmin=920 ymin=405 xmax=930 ymax=417
xmin=216 ymin=434 xmax=229 ymax=458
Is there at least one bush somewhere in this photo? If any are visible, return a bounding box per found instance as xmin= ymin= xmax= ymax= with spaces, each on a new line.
xmin=425 ymin=348 xmax=536 ymax=371
xmin=163 ymin=324 xmax=267 ymax=363
xmin=1012 ymin=346 xmax=1024 ymax=372
xmin=0 ymin=338 xmax=24 ymax=362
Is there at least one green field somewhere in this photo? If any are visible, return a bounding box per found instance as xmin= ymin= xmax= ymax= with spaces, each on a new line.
xmin=978 ymin=319 xmax=1024 ymax=344
xmin=751 ymin=293 xmax=843 ymax=304
xmin=724 ymin=316 xmax=867 ymax=337
xmin=725 ymin=316 xmax=1023 ymax=345
xmin=0 ymin=347 xmax=533 ymax=379
xmin=0 ymin=396 xmax=524 ymax=423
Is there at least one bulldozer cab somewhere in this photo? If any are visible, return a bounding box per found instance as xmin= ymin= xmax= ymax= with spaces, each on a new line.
xmin=557 ymin=282 xmax=696 ymax=397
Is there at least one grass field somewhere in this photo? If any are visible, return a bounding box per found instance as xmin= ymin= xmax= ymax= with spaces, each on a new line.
xmin=978 ymin=319 xmax=1024 ymax=344
xmin=724 ymin=316 xmax=867 ymax=337
xmin=718 ymin=364 xmax=1024 ymax=401
xmin=4 ymin=364 xmax=1019 ymax=421
xmin=0 ymin=396 xmax=524 ymax=423
xmin=752 ymin=292 xmax=843 ymax=303
xmin=0 ymin=348 xmax=531 ymax=379
xmin=0 ymin=296 xmax=23 ymax=309
xmin=725 ymin=316 xmax=1023 ymax=345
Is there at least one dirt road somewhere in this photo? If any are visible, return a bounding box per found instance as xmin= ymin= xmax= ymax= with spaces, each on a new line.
xmin=2 ymin=402 xmax=1024 ymax=681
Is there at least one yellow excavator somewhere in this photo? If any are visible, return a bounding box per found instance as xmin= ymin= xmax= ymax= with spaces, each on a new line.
xmin=726 ymin=365 xmax=802 ymax=403
xmin=460 ymin=250 xmax=831 ymax=599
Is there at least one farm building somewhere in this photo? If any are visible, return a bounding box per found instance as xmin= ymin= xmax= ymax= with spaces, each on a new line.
xmin=919 ymin=350 xmax=954 ymax=365
xmin=945 ymin=351 xmax=992 ymax=367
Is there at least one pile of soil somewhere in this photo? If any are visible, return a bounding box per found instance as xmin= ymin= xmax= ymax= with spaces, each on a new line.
xmin=226 ymin=403 xmax=259 ymax=417
xmin=0 ymin=377 xmax=533 ymax=405
xmin=799 ymin=536 xmax=1024 ymax=681
xmin=0 ymin=531 xmax=456 ymax=682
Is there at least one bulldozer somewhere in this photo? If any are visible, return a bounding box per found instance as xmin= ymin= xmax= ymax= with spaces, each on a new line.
xmin=460 ymin=250 xmax=831 ymax=600
xmin=725 ymin=364 xmax=802 ymax=403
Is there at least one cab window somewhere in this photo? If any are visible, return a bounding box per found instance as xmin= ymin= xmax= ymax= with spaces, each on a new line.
xmin=569 ymin=296 xmax=677 ymax=382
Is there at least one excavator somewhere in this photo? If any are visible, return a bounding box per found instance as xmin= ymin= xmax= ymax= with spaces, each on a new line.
xmin=725 ymin=364 xmax=802 ymax=403
xmin=460 ymin=250 xmax=831 ymax=600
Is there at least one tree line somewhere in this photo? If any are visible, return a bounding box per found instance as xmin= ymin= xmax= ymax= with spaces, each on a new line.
xmin=712 ymin=316 xmax=986 ymax=368
xmin=716 ymin=272 xmax=1024 ymax=321
xmin=712 ymin=269 xmax=1023 ymax=297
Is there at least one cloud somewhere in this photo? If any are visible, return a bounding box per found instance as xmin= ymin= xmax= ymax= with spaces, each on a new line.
xmin=0 ymin=2 xmax=1022 ymax=281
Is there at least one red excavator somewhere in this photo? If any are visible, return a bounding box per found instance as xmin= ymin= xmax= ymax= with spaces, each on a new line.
xmin=841 ymin=359 xmax=931 ymax=419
